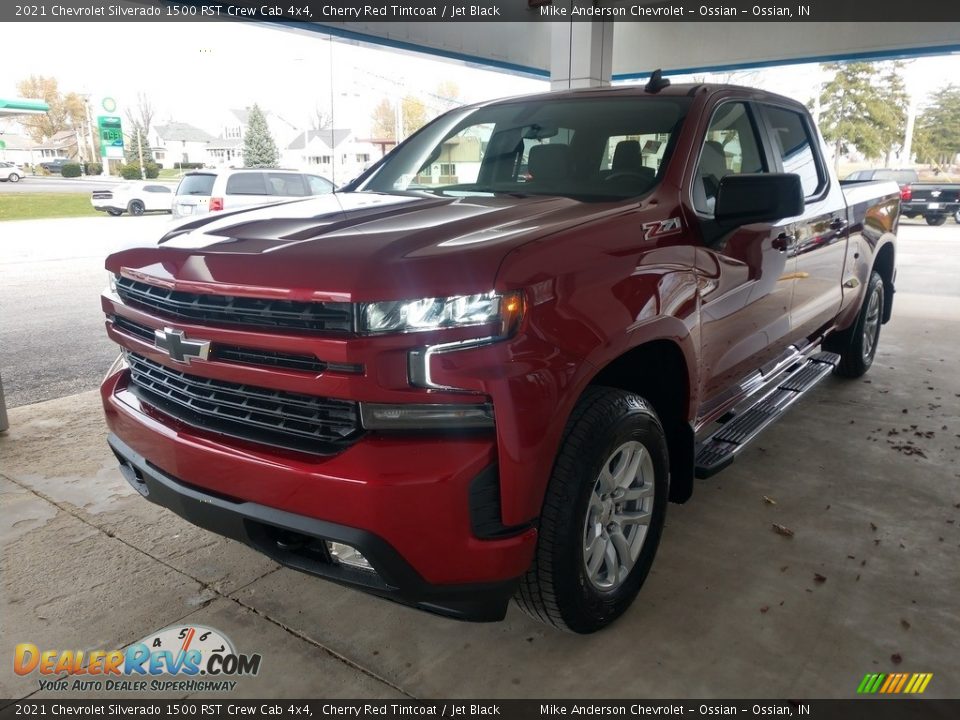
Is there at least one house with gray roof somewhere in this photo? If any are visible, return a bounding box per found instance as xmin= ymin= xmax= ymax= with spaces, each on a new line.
xmin=150 ymin=122 xmax=215 ymax=167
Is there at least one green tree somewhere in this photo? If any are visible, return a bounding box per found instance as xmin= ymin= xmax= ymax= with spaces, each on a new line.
xmin=124 ymin=122 xmax=154 ymax=166
xmin=816 ymin=63 xmax=891 ymax=171
xmin=914 ymin=85 xmax=960 ymax=167
xmin=876 ymin=62 xmax=910 ymax=166
xmin=242 ymin=104 xmax=279 ymax=167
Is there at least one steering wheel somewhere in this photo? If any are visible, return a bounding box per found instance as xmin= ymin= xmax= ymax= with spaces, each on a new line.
xmin=603 ymin=170 xmax=650 ymax=183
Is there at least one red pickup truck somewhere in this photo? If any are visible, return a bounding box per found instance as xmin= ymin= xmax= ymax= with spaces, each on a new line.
xmin=101 ymin=81 xmax=898 ymax=633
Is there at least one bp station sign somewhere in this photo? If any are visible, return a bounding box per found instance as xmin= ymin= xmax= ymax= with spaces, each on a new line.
xmin=97 ymin=97 xmax=124 ymax=160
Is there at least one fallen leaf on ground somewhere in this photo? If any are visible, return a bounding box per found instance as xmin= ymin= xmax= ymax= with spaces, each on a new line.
xmin=891 ymin=653 xmax=903 ymax=665
xmin=901 ymin=619 xmax=911 ymax=630
xmin=760 ymin=606 xmax=769 ymax=614
xmin=870 ymin=522 xmax=878 ymax=531
xmin=762 ymin=495 xmax=777 ymax=505
xmin=814 ymin=573 xmax=827 ymax=584
xmin=772 ymin=523 xmax=794 ymax=537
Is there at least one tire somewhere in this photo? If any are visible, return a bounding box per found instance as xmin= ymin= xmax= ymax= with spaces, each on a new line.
xmin=825 ymin=271 xmax=884 ymax=378
xmin=515 ymin=386 xmax=669 ymax=633
xmin=954 ymin=210 xmax=960 ymax=224
xmin=128 ymin=200 xmax=145 ymax=216
xmin=8 ymin=173 xmax=20 ymax=183
xmin=925 ymin=214 xmax=947 ymax=226
xmin=107 ymin=209 xmax=123 ymax=217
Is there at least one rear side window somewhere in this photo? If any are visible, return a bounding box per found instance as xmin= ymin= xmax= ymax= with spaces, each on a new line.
xmin=763 ymin=105 xmax=824 ymax=197
xmin=144 ymin=185 xmax=171 ymax=193
xmin=176 ymin=174 xmax=216 ymax=196
xmin=226 ymin=173 xmax=268 ymax=195
xmin=266 ymin=173 xmax=307 ymax=196
xmin=306 ymin=175 xmax=334 ymax=195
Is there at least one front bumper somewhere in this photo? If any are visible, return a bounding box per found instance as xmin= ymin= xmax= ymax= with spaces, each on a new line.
xmin=102 ymin=370 xmax=536 ymax=621
xmin=902 ymin=201 xmax=959 ymax=215
xmin=107 ymin=434 xmax=520 ymax=621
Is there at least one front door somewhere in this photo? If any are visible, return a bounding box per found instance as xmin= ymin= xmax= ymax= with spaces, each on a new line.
xmin=692 ymin=101 xmax=796 ymax=417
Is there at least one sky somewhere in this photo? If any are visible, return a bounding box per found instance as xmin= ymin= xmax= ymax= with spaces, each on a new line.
xmin=3 ymin=21 xmax=959 ymax=138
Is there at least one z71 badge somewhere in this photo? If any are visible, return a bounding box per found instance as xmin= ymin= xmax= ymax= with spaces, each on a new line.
xmin=642 ymin=217 xmax=683 ymax=240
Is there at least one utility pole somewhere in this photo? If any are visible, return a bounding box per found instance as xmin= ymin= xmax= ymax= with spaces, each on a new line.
xmin=137 ymin=126 xmax=145 ymax=179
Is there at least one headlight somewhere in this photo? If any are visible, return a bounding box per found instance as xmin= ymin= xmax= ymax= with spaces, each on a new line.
xmin=360 ymin=291 xmax=524 ymax=335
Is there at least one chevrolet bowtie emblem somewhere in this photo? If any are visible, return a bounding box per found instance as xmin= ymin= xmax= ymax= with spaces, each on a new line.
xmin=154 ymin=327 xmax=211 ymax=364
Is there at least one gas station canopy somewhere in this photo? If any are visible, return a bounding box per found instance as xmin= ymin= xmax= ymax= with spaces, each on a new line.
xmin=0 ymin=98 xmax=50 ymax=117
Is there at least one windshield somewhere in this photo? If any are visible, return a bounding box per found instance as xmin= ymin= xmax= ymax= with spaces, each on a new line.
xmin=176 ymin=173 xmax=216 ymax=196
xmin=356 ymin=95 xmax=690 ymax=202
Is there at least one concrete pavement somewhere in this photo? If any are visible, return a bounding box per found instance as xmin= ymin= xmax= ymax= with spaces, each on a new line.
xmin=1 ymin=220 xmax=958 ymax=699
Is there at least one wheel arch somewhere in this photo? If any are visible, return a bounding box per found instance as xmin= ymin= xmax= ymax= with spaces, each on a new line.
xmin=584 ymin=336 xmax=695 ymax=504
xmin=872 ymin=240 xmax=895 ymax=323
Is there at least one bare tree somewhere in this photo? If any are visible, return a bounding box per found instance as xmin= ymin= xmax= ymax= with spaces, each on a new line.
xmin=312 ymin=106 xmax=333 ymax=131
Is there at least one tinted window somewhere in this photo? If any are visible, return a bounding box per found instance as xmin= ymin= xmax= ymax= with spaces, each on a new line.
xmin=265 ymin=173 xmax=307 ymax=196
xmin=144 ymin=185 xmax=171 ymax=193
xmin=306 ymin=175 xmax=334 ymax=195
xmin=226 ymin=173 xmax=268 ymax=195
xmin=764 ymin=106 xmax=823 ymax=197
xmin=874 ymin=169 xmax=918 ymax=184
xmin=176 ymin=174 xmax=216 ymax=196
xmin=694 ymin=102 xmax=766 ymax=215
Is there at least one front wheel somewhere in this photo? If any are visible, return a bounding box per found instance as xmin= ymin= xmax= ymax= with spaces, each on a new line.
xmin=107 ymin=209 xmax=123 ymax=217
xmin=954 ymin=210 xmax=960 ymax=224
xmin=825 ymin=271 xmax=884 ymax=378
xmin=925 ymin=214 xmax=947 ymax=226
xmin=515 ymin=387 xmax=669 ymax=633
xmin=8 ymin=173 xmax=20 ymax=183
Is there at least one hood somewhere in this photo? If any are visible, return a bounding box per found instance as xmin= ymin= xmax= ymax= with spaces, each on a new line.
xmin=107 ymin=191 xmax=620 ymax=301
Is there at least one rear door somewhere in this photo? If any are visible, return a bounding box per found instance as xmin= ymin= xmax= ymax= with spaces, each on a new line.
xmin=758 ymin=103 xmax=847 ymax=344
xmin=143 ymin=184 xmax=173 ymax=211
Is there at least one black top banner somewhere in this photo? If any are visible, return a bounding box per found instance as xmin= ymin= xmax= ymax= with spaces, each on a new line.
xmin=5 ymin=0 xmax=960 ymax=23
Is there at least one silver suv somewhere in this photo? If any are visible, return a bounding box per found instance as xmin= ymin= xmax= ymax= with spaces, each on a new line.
xmin=172 ymin=168 xmax=334 ymax=219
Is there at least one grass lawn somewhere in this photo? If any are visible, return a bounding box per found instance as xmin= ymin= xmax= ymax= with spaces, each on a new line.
xmin=0 ymin=193 xmax=99 ymax=221
xmin=157 ymin=168 xmax=185 ymax=180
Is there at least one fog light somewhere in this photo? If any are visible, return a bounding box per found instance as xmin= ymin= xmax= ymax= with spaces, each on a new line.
xmin=326 ymin=542 xmax=374 ymax=572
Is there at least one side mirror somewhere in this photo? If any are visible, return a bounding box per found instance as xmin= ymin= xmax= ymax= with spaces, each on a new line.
xmin=714 ymin=173 xmax=804 ymax=226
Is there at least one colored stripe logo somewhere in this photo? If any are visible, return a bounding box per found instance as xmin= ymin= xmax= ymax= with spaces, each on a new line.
xmin=857 ymin=673 xmax=933 ymax=694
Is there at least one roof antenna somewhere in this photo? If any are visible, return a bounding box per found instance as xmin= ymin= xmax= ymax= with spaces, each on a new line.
xmin=645 ymin=69 xmax=671 ymax=93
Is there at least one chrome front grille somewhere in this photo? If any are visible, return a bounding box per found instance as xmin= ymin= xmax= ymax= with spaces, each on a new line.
xmin=125 ymin=352 xmax=361 ymax=454
xmin=113 ymin=316 xmax=332 ymax=374
xmin=116 ymin=276 xmax=355 ymax=333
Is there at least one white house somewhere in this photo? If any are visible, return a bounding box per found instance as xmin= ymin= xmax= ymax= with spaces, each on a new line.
xmin=150 ymin=122 xmax=215 ymax=167
xmin=284 ymin=128 xmax=384 ymax=185
xmin=207 ymin=108 xmax=300 ymax=168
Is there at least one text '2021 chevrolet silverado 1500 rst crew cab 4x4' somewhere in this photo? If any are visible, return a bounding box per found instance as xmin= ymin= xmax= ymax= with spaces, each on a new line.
xmin=101 ymin=78 xmax=898 ymax=633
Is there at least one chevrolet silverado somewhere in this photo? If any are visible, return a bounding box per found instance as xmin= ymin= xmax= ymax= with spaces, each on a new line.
xmin=101 ymin=79 xmax=898 ymax=633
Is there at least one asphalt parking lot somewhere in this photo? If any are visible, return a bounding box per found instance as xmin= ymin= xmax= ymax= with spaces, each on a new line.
xmin=1 ymin=217 xmax=958 ymax=699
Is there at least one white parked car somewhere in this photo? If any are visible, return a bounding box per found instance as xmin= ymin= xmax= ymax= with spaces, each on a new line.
xmin=0 ymin=162 xmax=22 ymax=183
xmin=172 ymin=168 xmax=334 ymax=219
xmin=91 ymin=182 xmax=175 ymax=216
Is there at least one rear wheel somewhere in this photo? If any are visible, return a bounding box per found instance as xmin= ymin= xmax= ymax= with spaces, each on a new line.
xmin=128 ymin=200 xmax=145 ymax=216
xmin=925 ymin=214 xmax=947 ymax=226
xmin=825 ymin=271 xmax=884 ymax=378
xmin=515 ymin=387 xmax=669 ymax=633
xmin=954 ymin=210 xmax=960 ymax=224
